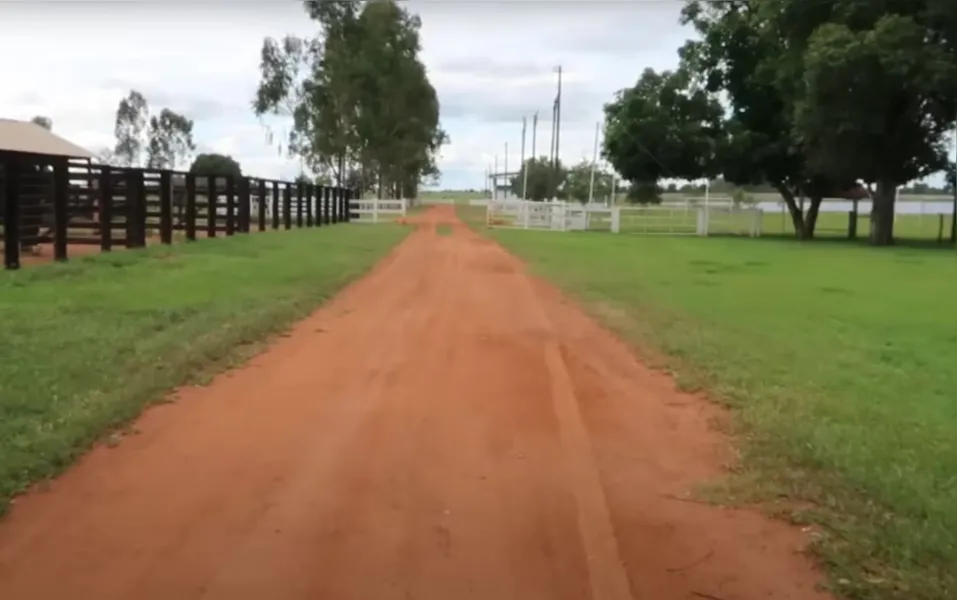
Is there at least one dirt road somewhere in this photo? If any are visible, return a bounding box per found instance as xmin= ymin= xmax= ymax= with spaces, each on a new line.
xmin=0 ymin=206 xmax=830 ymax=599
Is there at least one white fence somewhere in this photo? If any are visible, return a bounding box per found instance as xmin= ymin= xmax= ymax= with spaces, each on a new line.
xmin=485 ymin=200 xmax=762 ymax=237
xmin=349 ymin=198 xmax=407 ymax=223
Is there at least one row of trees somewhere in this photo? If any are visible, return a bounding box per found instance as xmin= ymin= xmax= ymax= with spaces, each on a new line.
xmin=601 ymin=0 xmax=957 ymax=244
xmin=506 ymin=158 xmax=617 ymax=203
xmin=253 ymin=0 xmax=447 ymax=199
xmin=107 ymin=90 xmax=197 ymax=171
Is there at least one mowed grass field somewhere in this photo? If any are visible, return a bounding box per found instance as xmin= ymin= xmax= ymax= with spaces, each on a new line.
xmin=0 ymin=224 xmax=408 ymax=513
xmin=477 ymin=212 xmax=957 ymax=598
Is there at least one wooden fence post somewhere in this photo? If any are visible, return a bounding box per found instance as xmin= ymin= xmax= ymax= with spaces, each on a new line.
xmin=98 ymin=166 xmax=113 ymax=251
xmin=283 ymin=184 xmax=292 ymax=230
xmin=185 ymin=173 xmax=197 ymax=241
xmin=257 ymin=179 xmax=267 ymax=232
xmin=2 ymin=154 xmax=21 ymax=269
xmin=159 ymin=170 xmax=172 ymax=244
xmin=272 ymin=181 xmax=280 ymax=230
xmin=322 ymin=186 xmax=330 ymax=225
xmin=206 ymin=175 xmax=217 ymax=238
xmin=52 ymin=158 xmax=69 ymax=261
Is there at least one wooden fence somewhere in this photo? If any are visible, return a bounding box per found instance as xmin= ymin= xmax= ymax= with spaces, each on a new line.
xmin=0 ymin=151 xmax=356 ymax=270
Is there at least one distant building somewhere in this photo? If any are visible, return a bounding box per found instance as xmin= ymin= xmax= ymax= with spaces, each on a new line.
xmin=0 ymin=118 xmax=96 ymax=161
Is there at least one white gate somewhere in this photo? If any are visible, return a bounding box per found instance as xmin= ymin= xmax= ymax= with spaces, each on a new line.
xmin=349 ymin=198 xmax=407 ymax=223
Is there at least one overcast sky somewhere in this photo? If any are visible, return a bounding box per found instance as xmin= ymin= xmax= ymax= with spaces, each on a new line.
xmin=2 ymin=1 xmax=951 ymax=190
xmin=0 ymin=0 xmax=692 ymax=189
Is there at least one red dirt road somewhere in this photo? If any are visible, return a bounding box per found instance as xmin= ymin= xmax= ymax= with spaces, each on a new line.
xmin=0 ymin=206 xmax=830 ymax=600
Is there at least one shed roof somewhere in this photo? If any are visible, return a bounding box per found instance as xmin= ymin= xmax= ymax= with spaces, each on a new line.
xmin=0 ymin=118 xmax=96 ymax=159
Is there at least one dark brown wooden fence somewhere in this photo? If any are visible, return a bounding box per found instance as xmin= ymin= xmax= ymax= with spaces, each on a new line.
xmin=0 ymin=150 xmax=355 ymax=270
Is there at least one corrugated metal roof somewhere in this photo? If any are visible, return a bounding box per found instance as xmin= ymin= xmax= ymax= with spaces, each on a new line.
xmin=0 ymin=118 xmax=96 ymax=159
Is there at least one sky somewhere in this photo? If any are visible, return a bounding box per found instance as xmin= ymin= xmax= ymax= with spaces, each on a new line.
xmin=0 ymin=0 xmax=692 ymax=190
xmin=0 ymin=1 xmax=952 ymax=190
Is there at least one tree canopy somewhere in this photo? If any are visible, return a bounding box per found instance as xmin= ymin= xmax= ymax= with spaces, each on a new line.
xmin=253 ymin=0 xmax=447 ymax=199
xmin=112 ymin=90 xmax=195 ymax=170
xmin=509 ymin=157 xmax=567 ymax=201
xmin=189 ymin=153 xmax=243 ymax=179
xmin=603 ymin=0 xmax=957 ymax=244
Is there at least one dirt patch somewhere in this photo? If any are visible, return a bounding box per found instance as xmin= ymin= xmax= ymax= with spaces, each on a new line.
xmin=0 ymin=205 xmax=830 ymax=599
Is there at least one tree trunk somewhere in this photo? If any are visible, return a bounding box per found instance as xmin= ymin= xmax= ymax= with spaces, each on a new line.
xmin=869 ymin=180 xmax=896 ymax=246
xmin=803 ymin=195 xmax=823 ymax=239
xmin=774 ymin=184 xmax=808 ymax=239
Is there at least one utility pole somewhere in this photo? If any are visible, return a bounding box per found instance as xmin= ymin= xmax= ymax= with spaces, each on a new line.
xmin=493 ymin=154 xmax=498 ymax=201
xmin=520 ymin=116 xmax=528 ymax=200
xmin=588 ymin=121 xmax=600 ymax=205
xmin=555 ymin=65 xmax=562 ymax=174
xmin=504 ymin=142 xmax=509 ymax=199
xmin=531 ymin=111 xmax=538 ymax=160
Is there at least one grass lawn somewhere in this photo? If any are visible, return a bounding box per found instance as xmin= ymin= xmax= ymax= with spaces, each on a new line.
xmin=0 ymin=224 xmax=408 ymax=513
xmin=485 ymin=223 xmax=957 ymax=599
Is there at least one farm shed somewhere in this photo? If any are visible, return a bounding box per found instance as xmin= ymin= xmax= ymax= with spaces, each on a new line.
xmin=0 ymin=119 xmax=97 ymax=268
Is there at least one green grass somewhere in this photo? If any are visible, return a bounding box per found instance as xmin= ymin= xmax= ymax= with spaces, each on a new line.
xmin=0 ymin=224 xmax=408 ymax=513
xmin=483 ymin=226 xmax=957 ymax=599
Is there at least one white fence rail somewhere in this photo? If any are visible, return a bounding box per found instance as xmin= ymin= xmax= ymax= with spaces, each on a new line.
xmin=349 ymin=198 xmax=407 ymax=223
xmin=485 ymin=200 xmax=762 ymax=237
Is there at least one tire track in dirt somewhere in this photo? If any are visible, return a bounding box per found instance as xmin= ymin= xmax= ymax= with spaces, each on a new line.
xmin=0 ymin=205 xmax=831 ymax=600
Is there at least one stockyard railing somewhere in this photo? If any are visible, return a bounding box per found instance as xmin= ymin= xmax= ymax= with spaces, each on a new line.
xmin=0 ymin=150 xmax=356 ymax=270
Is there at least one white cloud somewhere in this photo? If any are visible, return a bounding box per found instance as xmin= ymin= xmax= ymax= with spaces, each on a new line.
xmin=0 ymin=1 xmax=691 ymax=189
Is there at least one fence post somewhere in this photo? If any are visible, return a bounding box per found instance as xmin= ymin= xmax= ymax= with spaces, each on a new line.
xmin=98 ymin=166 xmax=113 ymax=251
xmin=294 ymin=182 xmax=302 ymax=228
xmin=185 ymin=173 xmax=197 ymax=241
xmin=283 ymin=184 xmax=292 ymax=229
xmin=346 ymin=188 xmax=354 ymax=222
xmin=257 ymin=179 xmax=267 ymax=232
xmin=323 ymin=186 xmax=331 ymax=225
xmin=2 ymin=154 xmax=21 ymax=269
xmin=306 ymin=183 xmax=314 ymax=227
xmin=159 ymin=170 xmax=172 ymax=244
xmin=225 ymin=176 xmax=236 ymax=236
xmin=271 ymin=181 xmax=280 ymax=229
xmin=206 ymin=175 xmax=217 ymax=238
xmin=52 ymin=158 xmax=69 ymax=261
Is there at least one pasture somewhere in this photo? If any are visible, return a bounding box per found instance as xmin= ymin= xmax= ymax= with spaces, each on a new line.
xmin=0 ymin=224 xmax=408 ymax=512
xmin=486 ymin=222 xmax=957 ymax=599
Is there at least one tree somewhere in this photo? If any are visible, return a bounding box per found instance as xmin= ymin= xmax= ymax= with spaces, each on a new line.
xmin=779 ymin=0 xmax=957 ymax=245
xmin=564 ymin=159 xmax=613 ymax=203
xmin=681 ymin=0 xmax=957 ymax=244
xmin=253 ymin=0 xmax=446 ymax=197
xmin=626 ymin=181 xmax=663 ymax=204
xmin=30 ymin=116 xmax=52 ymax=131
xmin=509 ymin=157 xmax=566 ymax=201
xmin=146 ymin=109 xmax=195 ymax=170
xmin=602 ymin=67 xmax=724 ymax=203
xmin=189 ymin=153 xmax=243 ymax=178
xmin=113 ymin=90 xmax=150 ymax=167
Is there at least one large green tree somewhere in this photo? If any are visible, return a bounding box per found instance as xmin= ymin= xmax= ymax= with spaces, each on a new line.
xmin=681 ymin=0 xmax=957 ymax=244
xmin=509 ymin=157 xmax=567 ymax=201
xmin=189 ymin=153 xmax=243 ymax=178
xmin=774 ymin=0 xmax=957 ymax=244
xmin=253 ymin=0 xmax=446 ymax=198
xmin=602 ymin=67 xmax=724 ymax=206
xmin=564 ymin=159 xmax=614 ymax=204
